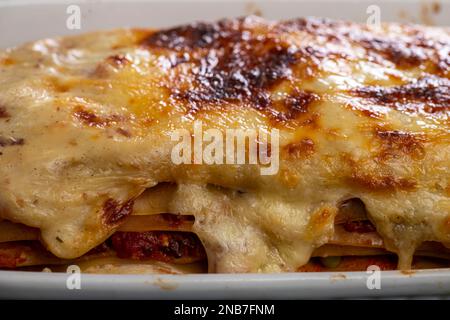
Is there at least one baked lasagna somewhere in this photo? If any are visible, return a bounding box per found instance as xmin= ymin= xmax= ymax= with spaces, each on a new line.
xmin=0 ymin=16 xmax=449 ymax=274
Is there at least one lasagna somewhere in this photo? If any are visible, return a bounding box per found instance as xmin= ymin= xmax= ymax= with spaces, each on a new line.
xmin=0 ymin=16 xmax=449 ymax=274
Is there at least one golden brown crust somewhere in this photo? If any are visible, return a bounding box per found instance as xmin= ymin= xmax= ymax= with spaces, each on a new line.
xmin=141 ymin=18 xmax=321 ymax=125
xmin=275 ymin=17 xmax=449 ymax=73
xmin=351 ymin=76 xmax=450 ymax=118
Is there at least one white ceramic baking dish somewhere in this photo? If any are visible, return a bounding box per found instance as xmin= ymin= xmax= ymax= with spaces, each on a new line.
xmin=0 ymin=269 xmax=449 ymax=299
xmin=0 ymin=0 xmax=449 ymax=299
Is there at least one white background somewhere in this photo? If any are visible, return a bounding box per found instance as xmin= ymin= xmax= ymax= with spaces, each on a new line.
xmin=0 ymin=0 xmax=449 ymax=48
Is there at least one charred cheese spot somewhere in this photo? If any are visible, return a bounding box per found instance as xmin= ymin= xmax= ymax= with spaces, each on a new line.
xmin=268 ymin=89 xmax=319 ymax=126
xmin=277 ymin=17 xmax=448 ymax=73
xmin=0 ymin=106 xmax=9 ymax=119
xmin=351 ymin=76 xmax=450 ymax=118
xmin=73 ymin=106 xmax=126 ymax=128
xmin=376 ymin=129 xmax=426 ymax=160
xmin=142 ymin=20 xmax=230 ymax=50
xmin=349 ymin=172 xmax=417 ymax=192
xmin=283 ymin=138 xmax=315 ymax=159
xmin=106 ymin=54 xmax=130 ymax=67
xmin=115 ymin=128 xmax=132 ymax=138
xmin=142 ymin=17 xmax=320 ymax=124
xmin=91 ymin=54 xmax=131 ymax=78
xmin=15 ymin=198 xmax=25 ymax=208
xmin=357 ymin=36 xmax=427 ymax=69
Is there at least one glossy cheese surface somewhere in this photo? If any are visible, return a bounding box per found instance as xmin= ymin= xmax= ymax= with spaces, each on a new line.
xmin=0 ymin=17 xmax=449 ymax=272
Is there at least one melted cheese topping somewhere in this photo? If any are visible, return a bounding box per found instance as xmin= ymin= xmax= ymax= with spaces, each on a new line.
xmin=0 ymin=17 xmax=449 ymax=272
